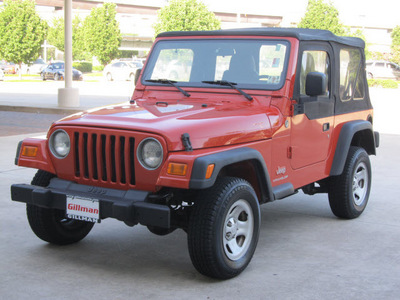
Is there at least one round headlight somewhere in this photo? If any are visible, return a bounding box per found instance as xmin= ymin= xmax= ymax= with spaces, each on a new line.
xmin=49 ymin=129 xmax=70 ymax=159
xmin=137 ymin=138 xmax=163 ymax=170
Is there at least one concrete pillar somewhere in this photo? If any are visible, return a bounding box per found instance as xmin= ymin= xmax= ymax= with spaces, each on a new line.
xmin=58 ymin=0 xmax=79 ymax=107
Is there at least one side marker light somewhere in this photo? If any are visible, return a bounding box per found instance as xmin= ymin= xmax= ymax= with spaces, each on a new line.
xmin=205 ymin=164 xmax=215 ymax=179
xmin=167 ymin=163 xmax=188 ymax=176
xmin=22 ymin=146 xmax=38 ymax=157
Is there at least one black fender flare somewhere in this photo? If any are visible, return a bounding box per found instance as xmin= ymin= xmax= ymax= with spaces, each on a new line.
xmin=330 ymin=120 xmax=378 ymax=176
xmin=189 ymin=147 xmax=275 ymax=202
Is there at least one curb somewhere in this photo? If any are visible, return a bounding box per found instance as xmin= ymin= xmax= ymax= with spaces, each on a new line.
xmin=0 ymin=105 xmax=87 ymax=115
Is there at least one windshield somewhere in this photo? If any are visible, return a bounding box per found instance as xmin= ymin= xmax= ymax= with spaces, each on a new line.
xmin=142 ymin=39 xmax=290 ymax=90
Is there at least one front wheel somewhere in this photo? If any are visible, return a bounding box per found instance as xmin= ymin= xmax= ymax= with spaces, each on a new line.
xmin=187 ymin=177 xmax=260 ymax=279
xmin=328 ymin=147 xmax=372 ymax=219
xmin=26 ymin=170 xmax=94 ymax=245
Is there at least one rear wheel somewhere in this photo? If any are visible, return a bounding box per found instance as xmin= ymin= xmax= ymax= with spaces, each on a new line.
xmin=187 ymin=177 xmax=260 ymax=279
xmin=328 ymin=147 xmax=371 ymax=219
xmin=26 ymin=170 xmax=94 ymax=245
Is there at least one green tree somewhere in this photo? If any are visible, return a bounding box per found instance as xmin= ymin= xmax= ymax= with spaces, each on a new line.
xmin=0 ymin=0 xmax=47 ymax=78
xmin=47 ymin=17 xmax=64 ymax=51
xmin=83 ymin=2 xmax=121 ymax=66
xmin=298 ymin=0 xmax=347 ymax=36
xmin=72 ymin=15 xmax=88 ymax=61
xmin=47 ymin=16 xmax=89 ymax=61
xmin=391 ymin=26 xmax=400 ymax=65
xmin=391 ymin=25 xmax=400 ymax=46
xmin=153 ymin=0 xmax=221 ymax=37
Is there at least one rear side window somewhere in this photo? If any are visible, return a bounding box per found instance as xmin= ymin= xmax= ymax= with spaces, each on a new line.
xmin=340 ymin=48 xmax=365 ymax=101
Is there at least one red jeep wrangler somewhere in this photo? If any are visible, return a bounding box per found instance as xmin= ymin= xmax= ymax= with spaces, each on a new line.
xmin=11 ymin=28 xmax=379 ymax=279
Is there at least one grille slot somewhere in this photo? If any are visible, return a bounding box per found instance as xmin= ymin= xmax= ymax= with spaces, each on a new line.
xmin=74 ymin=132 xmax=135 ymax=186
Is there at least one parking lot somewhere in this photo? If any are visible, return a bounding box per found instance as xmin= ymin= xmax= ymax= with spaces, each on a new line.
xmin=0 ymin=82 xmax=399 ymax=299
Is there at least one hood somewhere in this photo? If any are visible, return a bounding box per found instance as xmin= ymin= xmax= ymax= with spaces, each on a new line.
xmin=54 ymin=96 xmax=281 ymax=151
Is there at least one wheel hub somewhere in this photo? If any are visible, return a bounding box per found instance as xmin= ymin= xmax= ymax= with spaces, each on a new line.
xmin=222 ymin=199 xmax=254 ymax=261
xmin=225 ymin=217 xmax=238 ymax=241
xmin=352 ymin=162 xmax=368 ymax=206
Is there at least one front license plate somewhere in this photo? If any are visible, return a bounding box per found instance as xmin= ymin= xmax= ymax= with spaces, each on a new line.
xmin=66 ymin=195 xmax=100 ymax=223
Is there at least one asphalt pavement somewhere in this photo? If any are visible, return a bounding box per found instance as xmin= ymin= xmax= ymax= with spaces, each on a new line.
xmin=0 ymin=81 xmax=400 ymax=299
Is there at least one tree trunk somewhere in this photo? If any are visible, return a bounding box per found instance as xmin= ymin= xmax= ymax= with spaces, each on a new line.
xmin=19 ymin=62 xmax=22 ymax=80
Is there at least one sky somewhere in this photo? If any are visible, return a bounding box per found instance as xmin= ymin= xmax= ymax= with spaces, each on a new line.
xmin=202 ymin=0 xmax=399 ymax=28
xmin=124 ymin=0 xmax=399 ymax=29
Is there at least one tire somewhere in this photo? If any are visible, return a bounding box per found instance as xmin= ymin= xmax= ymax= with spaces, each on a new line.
xmin=26 ymin=170 xmax=94 ymax=245
xmin=106 ymin=72 xmax=113 ymax=81
xmin=328 ymin=147 xmax=371 ymax=219
xmin=187 ymin=177 xmax=260 ymax=279
xmin=54 ymin=73 xmax=59 ymax=81
xmin=41 ymin=73 xmax=46 ymax=81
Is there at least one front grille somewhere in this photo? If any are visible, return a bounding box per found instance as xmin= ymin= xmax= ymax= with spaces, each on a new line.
xmin=73 ymin=132 xmax=136 ymax=186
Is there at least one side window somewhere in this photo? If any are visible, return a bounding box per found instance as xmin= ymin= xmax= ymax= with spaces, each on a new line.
xmin=340 ymin=48 xmax=365 ymax=101
xmin=299 ymin=50 xmax=330 ymax=96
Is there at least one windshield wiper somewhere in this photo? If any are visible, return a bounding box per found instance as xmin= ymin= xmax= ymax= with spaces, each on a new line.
xmin=202 ymin=80 xmax=253 ymax=101
xmin=146 ymin=79 xmax=190 ymax=97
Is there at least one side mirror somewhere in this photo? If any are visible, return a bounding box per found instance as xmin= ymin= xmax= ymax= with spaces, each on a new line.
xmin=134 ymin=68 xmax=142 ymax=86
xmin=306 ymin=72 xmax=327 ymax=97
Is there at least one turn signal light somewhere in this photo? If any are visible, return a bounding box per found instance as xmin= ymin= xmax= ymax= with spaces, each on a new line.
xmin=167 ymin=163 xmax=188 ymax=176
xmin=21 ymin=146 xmax=38 ymax=157
xmin=205 ymin=164 xmax=215 ymax=179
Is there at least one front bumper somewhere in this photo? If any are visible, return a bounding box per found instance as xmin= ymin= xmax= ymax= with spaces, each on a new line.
xmin=11 ymin=178 xmax=170 ymax=228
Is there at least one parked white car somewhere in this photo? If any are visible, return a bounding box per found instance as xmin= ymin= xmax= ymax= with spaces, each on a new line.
xmin=27 ymin=58 xmax=47 ymax=74
xmin=366 ymin=60 xmax=400 ymax=80
xmin=103 ymin=61 xmax=143 ymax=81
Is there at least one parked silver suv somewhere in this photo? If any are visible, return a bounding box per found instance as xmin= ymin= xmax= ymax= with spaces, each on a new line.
xmin=366 ymin=60 xmax=400 ymax=80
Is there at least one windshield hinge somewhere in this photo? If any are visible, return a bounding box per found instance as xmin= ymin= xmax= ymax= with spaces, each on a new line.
xmin=291 ymin=102 xmax=304 ymax=116
xmin=181 ymin=133 xmax=193 ymax=152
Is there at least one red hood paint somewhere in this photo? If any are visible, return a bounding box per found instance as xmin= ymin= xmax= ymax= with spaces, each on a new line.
xmin=53 ymin=95 xmax=282 ymax=151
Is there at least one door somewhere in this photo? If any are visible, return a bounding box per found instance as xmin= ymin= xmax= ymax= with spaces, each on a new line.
xmin=290 ymin=44 xmax=334 ymax=169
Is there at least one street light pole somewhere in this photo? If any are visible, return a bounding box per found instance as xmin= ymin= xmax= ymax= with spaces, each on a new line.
xmin=64 ymin=0 xmax=72 ymax=89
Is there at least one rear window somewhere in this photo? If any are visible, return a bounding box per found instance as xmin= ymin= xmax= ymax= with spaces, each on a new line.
xmin=340 ymin=48 xmax=365 ymax=101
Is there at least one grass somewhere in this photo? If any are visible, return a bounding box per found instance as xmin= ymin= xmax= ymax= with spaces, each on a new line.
xmin=5 ymin=74 xmax=40 ymax=78
xmin=84 ymin=72 xmax=103 ymax=77
xmin=4 ymin=79 xmax=42 ymax=82
xmin=368 ymin=79 xmax=399 ymax=89
xmin=4 ymin=72 xmax=104 ymax=82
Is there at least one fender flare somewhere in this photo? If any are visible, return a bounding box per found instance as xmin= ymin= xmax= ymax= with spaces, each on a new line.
xmin=330 ymin=120 xmax=377 ymax=176
xmin=189 ymin=147 xmax=275 ymax=202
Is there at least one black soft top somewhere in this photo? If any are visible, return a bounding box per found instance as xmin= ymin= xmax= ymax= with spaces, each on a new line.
xmin=157 ymin=27 xmax=364 ymax=48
